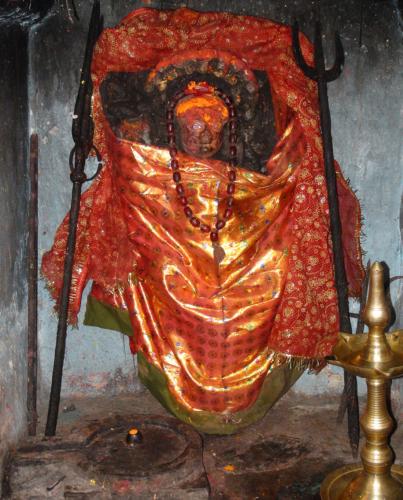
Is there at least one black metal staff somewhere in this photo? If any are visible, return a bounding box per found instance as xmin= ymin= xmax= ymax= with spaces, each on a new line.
xmin=28 ymin=134 xmax=38 ymax=437
xmin=45 ymin=0 xmax=103 ymax=436
xmin=292 ymin=15 xmax=360 ymax=456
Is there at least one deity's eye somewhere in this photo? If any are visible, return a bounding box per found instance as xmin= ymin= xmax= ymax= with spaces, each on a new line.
xmin=210 ymin=122 xmax=222 ymax=131
xmin=193 ymin=123 xmax=203 ymax=131
xmin=189 ymin=121 xmax=205 ymax=133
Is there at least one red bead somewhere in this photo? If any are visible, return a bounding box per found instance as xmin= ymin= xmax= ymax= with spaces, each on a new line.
xmin=168 ymin=135 xmax=176 ymax=144
xmin=179 ymin=196 xmax=188 ymax=206
xmin=173 ymin=171 xmax=181 ymax=183
xmin=166 ymin=122 xmax=174 ymax=133
xmin=226 ymin=197 xmax=234 ymax=207
xmin=229 ymin=107 xmax=237 ymax=118
xmin=210 ymin=231 xmax=219 ymax=242
xmin=230 ymin=133 xmax=237 ymax=144
xmin=177 ymin=91 xmax=186 ymax=100
xmin=216 ymin=220 xmax=226 ymax=230
xmin=227 ymin=183 xmax=235 ymax=195
xmin=216 ymin=88 xmax=224 ymax=96
xmin=229 ymin=120 xmax=237 ymax=131
xmin=228 ymin=170 xmax=236 ymax=182
xmin=230 ymin=145 xmax=237 ymax=157
xmin=190 ymin=217 xmax=200 ymax=228
xmin=166 ymin=110 xmax=174 ymax=121
xmin=201 ymin=224 xmax=211 ymax=233
xmin=171 ymin=159 xmax=179 ymax=170
xmin=224 ymin=95 xmax=233 ymax=106
xmin=184 ymin=206 xmax=193 ymax=218
xmin=229 ymin=159 xmax=237 ymax=168
xmin=176 ymin=184 xmax=184 ymax=195
xmin=224 ymin=209 xmax=233 ymax=219
xmin=170 ymin=147 xmax=178 ymax=158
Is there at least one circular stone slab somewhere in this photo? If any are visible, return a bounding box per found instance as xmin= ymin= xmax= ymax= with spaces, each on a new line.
xmin=214 ymin=436 xmax=308 ymax=473
xmin=82 ymin=414 xmax=197 ymax=478
xmin=7 ymin=414 xmax=208 ymax=499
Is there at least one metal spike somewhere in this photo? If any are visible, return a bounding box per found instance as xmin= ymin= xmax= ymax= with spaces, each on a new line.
xmin=325 ymin=31 xmax=345 ymax=83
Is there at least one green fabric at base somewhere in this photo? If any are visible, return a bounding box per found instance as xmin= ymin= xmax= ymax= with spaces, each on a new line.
xmin=137 ymin=350 xmax=303 ymax=434
xmin=84 ymin=295 xmax=133 ymax=337
xmin=84 ymin=296 xmax=304 ymax=434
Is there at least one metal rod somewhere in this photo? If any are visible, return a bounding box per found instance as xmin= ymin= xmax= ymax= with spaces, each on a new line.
xmin=27 ymin=133 xmax=38 ymax=436
xmin=337 ymin=260 xmax=370 ymax=425
xmin=45 ymin=176 xmax=84 ymax=437
xmin=356 ymin=260 xmax=371 ymax=336
xmin=292 ymin=14 xmax=360 ymax=456
xmin=313 ymin=25 xmax=350 ymax=331
xmin=45 ymin=0 xmax=102 ymax=436
xmin=72 ymin=0 xmax=100 ymax=147
xmin=313 ymin=19 xmax=360 ymax=458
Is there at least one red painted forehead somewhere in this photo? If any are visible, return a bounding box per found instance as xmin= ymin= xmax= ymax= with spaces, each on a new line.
xmin=175 ymin=95 xmax=229 ymax=124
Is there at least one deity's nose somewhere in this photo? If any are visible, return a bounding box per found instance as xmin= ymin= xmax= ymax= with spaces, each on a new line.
xmin=200 ymin=127 xmax=214 ymax=143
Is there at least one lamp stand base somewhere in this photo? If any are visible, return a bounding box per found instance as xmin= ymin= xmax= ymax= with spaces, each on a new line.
xmin=321 ymin=463 xmax=403 ymax=500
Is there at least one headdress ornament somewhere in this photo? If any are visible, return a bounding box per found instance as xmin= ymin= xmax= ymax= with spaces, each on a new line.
xmin=146 ymin=49 xmax=259 ymax=121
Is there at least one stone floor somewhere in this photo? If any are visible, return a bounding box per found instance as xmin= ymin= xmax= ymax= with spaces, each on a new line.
xmin=2 ymin=389 xmax=403 ymax=499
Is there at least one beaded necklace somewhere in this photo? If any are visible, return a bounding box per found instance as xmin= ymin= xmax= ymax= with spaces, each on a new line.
xmin=166 ymin=82 xmax=237 ymax=264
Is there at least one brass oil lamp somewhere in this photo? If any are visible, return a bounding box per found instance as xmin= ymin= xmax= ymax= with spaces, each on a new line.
xmin=321 ymin=262 xmax=403 ymax=499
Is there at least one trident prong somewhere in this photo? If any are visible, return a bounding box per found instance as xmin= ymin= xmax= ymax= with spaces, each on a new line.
xmin=292 ymin=19 xmax=344 ymax=83
xmin=292 ymin=20 xmax=317 ymax=81
xmin=325 ymin=30 xmax=344 ymax=82
xmin=292 ymin=11 xmax=359 ymax=458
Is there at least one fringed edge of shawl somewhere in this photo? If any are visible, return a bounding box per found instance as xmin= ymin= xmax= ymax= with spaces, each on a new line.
xmin=271 ymin=351 xmax=328 ymax=373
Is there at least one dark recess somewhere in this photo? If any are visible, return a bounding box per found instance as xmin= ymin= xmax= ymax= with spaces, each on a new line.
xmin=101 ymin=69 xmax=278 ymax=175
xmin=0 ymin=0 xmax=54 ymax=22
xmin=0 ymin=23 xmax=29 ymax=311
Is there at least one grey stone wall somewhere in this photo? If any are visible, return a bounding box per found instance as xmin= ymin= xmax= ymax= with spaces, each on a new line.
xmin=30 ymin=0 xmax=403 ymax=415
xmin=0 ymin=22 xmax=29 ymax=492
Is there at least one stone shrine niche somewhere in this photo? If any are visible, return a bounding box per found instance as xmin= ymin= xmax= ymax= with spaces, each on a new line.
xmin=100 ymin=50 xmax=278 ymax=174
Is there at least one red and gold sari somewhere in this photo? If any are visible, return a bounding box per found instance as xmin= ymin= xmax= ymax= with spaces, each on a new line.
xmin=41 ymin=8 xmax=364 ymax=433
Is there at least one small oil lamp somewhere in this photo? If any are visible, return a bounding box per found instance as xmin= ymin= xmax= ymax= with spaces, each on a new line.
xmin=126 ymin=428 xmax=143 ymax=446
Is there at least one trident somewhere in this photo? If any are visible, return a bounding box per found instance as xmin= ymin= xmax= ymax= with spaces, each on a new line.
xmin=45 ymin=0 xmax=103 ymax=436
xmin=292 ymin=14 xmax=360 ymax=456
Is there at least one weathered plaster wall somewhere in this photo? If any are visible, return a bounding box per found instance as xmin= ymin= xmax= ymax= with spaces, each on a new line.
xmin=30 ymin=2 xmax=147 ymax=404
xmin=32 ymin=0 xmax=403 ymax=416
xmin=0 ymin=23 xmax=29 ymax=491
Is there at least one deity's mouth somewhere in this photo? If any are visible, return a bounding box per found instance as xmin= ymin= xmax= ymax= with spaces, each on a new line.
xmin=183 ymin=138 xmax=223 ymax=157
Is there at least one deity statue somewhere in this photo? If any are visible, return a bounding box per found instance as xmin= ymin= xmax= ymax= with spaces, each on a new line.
xmin=42 ymin=8 xmax=364 ymax=434
xmin=171 ymin=92 xmax=229 ymax=159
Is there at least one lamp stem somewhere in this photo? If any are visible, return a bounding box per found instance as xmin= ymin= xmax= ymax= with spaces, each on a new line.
xmin=361 ymin=378 xmax=394 ymax=477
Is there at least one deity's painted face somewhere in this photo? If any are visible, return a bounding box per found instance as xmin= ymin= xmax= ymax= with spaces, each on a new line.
xmin=175 ymin=95 xmax=229 ymax=158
